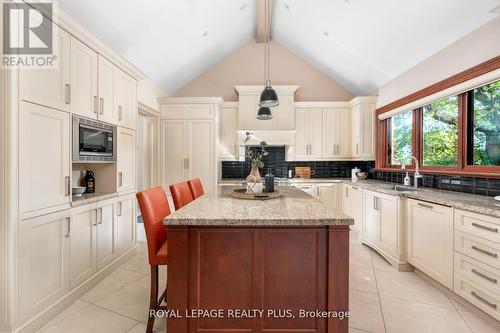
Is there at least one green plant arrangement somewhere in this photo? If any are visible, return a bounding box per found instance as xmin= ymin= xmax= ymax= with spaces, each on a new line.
xmin=243 ymin=132 xmax=269 ymax=168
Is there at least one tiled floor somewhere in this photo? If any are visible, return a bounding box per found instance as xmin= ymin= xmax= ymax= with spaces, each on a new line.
xmin=38 ymin=234 xmax=500 ymax=333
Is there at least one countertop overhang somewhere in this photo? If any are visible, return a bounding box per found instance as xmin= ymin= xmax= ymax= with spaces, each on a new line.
xmin=163 ymin=186 xmax=354 ymax=226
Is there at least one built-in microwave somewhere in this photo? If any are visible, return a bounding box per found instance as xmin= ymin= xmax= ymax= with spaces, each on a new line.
xmin=73 ymin=116 xmax=117 ymax=163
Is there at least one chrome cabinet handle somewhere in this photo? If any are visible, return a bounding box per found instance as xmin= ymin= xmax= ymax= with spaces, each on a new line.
xmin=65 ymin=217 xmax=71 ymax=238
xmin=345 ymin=187 xmax=349 ymax=198
xmin=118 ymin=202 xmax=122 ymax=217
xmin=99 ymin=98 xmax=104 ymax=114
xmin=472 ymin=222 xmax=498 ymax=233
xmin=471 ymin=268 xmax=498 ymax=284
xmin=65 ymin=176 xmax=70 ymax=196
xmin=471 ymin=245 xmax=498 ymax=258
xmin=356 ymin=143 xmax=359 ymax=154
xmin=418 ymin=202 xmax=433 ymax=209
xmin=118 ymin=172 xmax=123 ymax=187
xmin=118 ymin=106 xmax=123 ymax=121
xmin=352 ymin=186 xmax=358 ymax=190
xmin=94 ymin=96 xmax=98 ymax=114
xmin=65 ymin=84 xmax=71 ymax=104
xmin=93 ymin=210 xmax=98 ymax=226
xmin=471 ymin=291 xmax=497 ymax=309
xmin=184 ymin=158 xmax=190 ymax=170
xmin=98 ymin=208 xmax=103 ymax=224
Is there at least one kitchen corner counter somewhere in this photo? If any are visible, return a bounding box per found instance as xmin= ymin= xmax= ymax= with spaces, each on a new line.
xmin=71 ymin=192 xmax=119 ymax=207
xmin=164 ymin=186 xmax=353 ymax=226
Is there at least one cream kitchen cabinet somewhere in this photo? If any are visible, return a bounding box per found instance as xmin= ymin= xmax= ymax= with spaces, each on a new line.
xmin=70 ymin=37 xmax=98 ymax=119
xmin=295 ymin=107 xmax=323 ymax=160
xmin=20 ymin=27 xmax=71 ymax=112
xmin=407 ymin=198 xmax=453 ymax=288
xmin=341 ymin=183 xmax=363 ymax=232
xmin=362 ymin=190 xmax=402 ymax=266
xmin=69 ymin=204 xmax=98 ymax=289
xmin=117 ymin=127 xmax=136 ymax=193
xmin=351 ymin=97 xmax=377 ymax=160
xmin=97 ymin=56 xmax=117 ymax=124
xmin=116 ymin=194 xmax=136 ymax=255
xmin=219 ymin=102 xmax=239 ymax=160
xmin=235 ymin=85 xmax=298 ymax=130
xmin=19 ymin=210 xmax=70 ymax=322
xmin=323 ymin=107 xmax=351 ymax=159
xmin=96 ymin=198 xmax=116 ymax=269
xmin=317 ymin=184 xmax=340 ymax=210
xmin=115 ymin=70 xmax=137 ymax=130
xmin=19 ymin=102 xmax=71 ymax=218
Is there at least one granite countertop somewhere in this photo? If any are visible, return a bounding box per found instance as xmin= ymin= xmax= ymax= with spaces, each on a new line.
xmin=218 ymin=178 xmax=500 ymax=217
xmin=163 ymin=186 xmax=354 ymax=226
xmin=71 ymin=192 xmax=119 ymax=207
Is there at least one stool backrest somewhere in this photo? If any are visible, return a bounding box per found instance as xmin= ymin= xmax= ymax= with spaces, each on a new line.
xmin=169 ymin=181 xmax=194 ymax=210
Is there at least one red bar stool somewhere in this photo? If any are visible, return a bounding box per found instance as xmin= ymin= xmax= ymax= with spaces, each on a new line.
xmin=188 ymin=178 xmax=204 ymax=199
xmin=169 ymin=181 xmax=194 ymax=210
xmin=136 ymin=187 xmax=170 ymax=333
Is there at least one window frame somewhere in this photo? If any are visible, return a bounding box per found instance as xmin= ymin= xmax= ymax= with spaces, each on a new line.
xmin=376 ymin=57 xmax=500 ymax=178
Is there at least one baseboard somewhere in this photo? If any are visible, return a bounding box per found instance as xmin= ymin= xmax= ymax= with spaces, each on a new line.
xmin=11 ymin=244 xmax=139 ymax=333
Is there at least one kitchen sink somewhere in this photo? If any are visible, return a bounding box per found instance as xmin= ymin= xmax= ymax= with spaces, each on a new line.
xmin=393 ymin=185 xmax=419 ymax=192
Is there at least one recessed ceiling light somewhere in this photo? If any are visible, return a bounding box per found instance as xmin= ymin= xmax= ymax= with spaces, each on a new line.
xmin=202 ymin=31 xmax=208 ymax=37
xmin=284 ymin=3 xmax=290 ymax=10
xmin=490 ymin=4 xmax=500 ymax=14
xmin=240 ymin=3 xmax=246 ymax=11
xmin=322 ymin=30 xmax=329 ymax=37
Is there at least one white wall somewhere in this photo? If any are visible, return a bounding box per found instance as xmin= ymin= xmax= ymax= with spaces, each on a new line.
xmin=137 ymin=78 xmax=166 ymax=111
xmin=377 ymin=17 xmax=500 ymax=108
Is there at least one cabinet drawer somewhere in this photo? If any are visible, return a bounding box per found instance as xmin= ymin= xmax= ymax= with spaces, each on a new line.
xmin=454 ymin=209 xmax=500 ymax=243
xmin=455 ymin=231 xmax=500 ymax=269
xmin=454 ymin=252 xmax=500 ymax=294
xmin=454 ymin=273 xmax=500 ymax=321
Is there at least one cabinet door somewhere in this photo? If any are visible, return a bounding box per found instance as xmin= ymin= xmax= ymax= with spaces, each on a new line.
xmin=161 ymin=120 xmax=187 ymax=188
xmin=69 ymin=204 xmax=97 ymax=289
xmin=407 ymin=199 xmax=453 ymax=289
xmin=97 ymin=199 xmax=116 ymax=269
xmin=19 ymin=102 xmax=71 ymax=216
xmin=318 ymin=184 xmax=339 ymax=210
xmin=308 ymin=108 xmax=323 ymax=158
xmin=378 ymin=196 xmax=399 ymax=257
xmin=20 ymin=28 xmax=70 ymax=112
xmin=189 ymin=120 xmax=215 ymax=194
xmin=70 ymin=37 xmax=98 ymax=119
xmin=97 ymin=56 xmax=117 ymax=124
xmin=295 ymin=108 xmax=309 ymax=159
xmin=349 ymin=186 xmax=363 ymax=232
xmin=362 ymin=191 xmax=380 ymax=245
xmin=219 ymin=105 xmax=238 ymax=160
xmin=117 ymin=127 xmax=136 ymax=193
xmin=341 ymin=184 xmax=351 ymax=216
xmin=117 ymin=195 xmax=136 ymax=254
xmin=115 ymin=70 xmax=137 ymax=130
xmin=352 ymin=102 xmax=375 ymax=159
xmin=19 ymin=210 xmax=70 ymax=320
xmin=323 ymin=107 xmax=350 ymax=158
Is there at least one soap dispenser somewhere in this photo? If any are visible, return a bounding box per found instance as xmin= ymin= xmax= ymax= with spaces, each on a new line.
xmin=404 ymin=172 xmax=411 ymax=186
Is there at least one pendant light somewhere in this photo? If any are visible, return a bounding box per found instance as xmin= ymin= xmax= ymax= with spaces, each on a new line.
xmin=257 ymin=0 xmax=278 ymax=118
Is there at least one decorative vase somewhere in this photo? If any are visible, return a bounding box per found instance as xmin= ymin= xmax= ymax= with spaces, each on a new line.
xmin=246 ymin=166 xmax=262 ymax=183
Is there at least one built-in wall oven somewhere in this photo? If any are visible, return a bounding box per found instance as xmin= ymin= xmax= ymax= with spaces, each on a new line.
xmin=73 ymin=116 xmax=116 ymax=163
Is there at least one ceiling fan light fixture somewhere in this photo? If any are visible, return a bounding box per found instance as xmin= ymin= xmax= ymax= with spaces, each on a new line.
xmin=257 ymin=106 xmax=273 ymax=120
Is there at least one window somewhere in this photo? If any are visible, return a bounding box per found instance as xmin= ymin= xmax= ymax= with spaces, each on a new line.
xmin=468 ymin=80 xmax=499 ymax=166
xmin=388 ymin=111 xmax=412 ymax=165
xmin=422 ymin=96 xmax=459 ymax=166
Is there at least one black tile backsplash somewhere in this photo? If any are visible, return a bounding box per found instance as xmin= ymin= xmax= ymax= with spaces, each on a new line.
xmin=221 ymin=146 xmax=375 ymax=179
xmin=221 ymin=146 xmax=500 ymax=197
xmin=374 ymin=170 xmax=500 ymax=197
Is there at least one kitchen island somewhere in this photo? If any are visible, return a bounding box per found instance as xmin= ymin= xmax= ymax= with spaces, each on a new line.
xmin=163 ymin=186 xmax=354 ymax=333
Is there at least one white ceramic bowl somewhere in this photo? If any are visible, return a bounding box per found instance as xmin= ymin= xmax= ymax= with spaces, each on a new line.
xmin=72 ymin=187 xmax=86 ymax=196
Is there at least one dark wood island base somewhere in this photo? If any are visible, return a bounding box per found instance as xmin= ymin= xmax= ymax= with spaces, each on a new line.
xmin=166 ymin=225 xmax=350 ymax=333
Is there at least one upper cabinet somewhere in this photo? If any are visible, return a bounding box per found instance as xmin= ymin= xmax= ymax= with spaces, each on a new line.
xmin=323 ymin=107 xmax=351 ymax=159
xmin=115 ymin=70 xmax=137 ymax=130
xmin=351 ymin=97 xmax=377 ymax=160
xmin=20 ymin=28 xmax=71 ymax=112
xmin=235 ymin=86 xmax=298 ymax=130
xmin=219 ymin=102 xmax=239 ymax=161
xmin=97 ymin=56 xmax=117 ymax=124
xmin=70 ymin=37 xmax=98 ymax=119
xmin=295 ymin=107 xmax=323 ymax=160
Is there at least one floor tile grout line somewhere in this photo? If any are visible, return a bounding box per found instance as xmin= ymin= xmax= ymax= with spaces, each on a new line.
xmin=91 ymin=301 xmax=146 ymax=324
xmin=348 ymin=326 xmax=373 ymax=333
xmin=37 ymin=299 xmax=94 ymax=331
xmin=369 ymin=249 xmax=388 ymax=333
xmin=448 ymin=294 xmax=475 ymax=333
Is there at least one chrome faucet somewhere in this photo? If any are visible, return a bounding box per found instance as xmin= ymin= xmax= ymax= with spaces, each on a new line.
xmin=401 ymin=156 xmax=423 ymax=189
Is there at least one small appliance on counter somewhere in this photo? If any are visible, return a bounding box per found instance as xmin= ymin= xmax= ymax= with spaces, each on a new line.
xmin=351 ymin=167 xmax=361 ymax=182
xmin=84 ymin=170 xmax=95 ymax=193
xmin=264 ymin=168 xmax=275 ymax=193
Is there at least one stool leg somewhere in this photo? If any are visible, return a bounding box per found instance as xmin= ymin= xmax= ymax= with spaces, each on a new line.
xmin=147 ymin=265 xmax=159 ymax=333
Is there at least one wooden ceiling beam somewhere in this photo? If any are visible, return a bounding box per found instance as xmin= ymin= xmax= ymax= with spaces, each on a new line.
xmin=256 ymin=0 xmax=273 ymax=43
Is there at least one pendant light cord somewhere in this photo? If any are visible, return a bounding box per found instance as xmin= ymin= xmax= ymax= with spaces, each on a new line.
xmin=265 ymin=0 xmax=272 ymax=85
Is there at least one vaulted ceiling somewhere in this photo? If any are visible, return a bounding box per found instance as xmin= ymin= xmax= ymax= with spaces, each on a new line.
xmin=57 ymin=0 xmax=500 ymax=95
